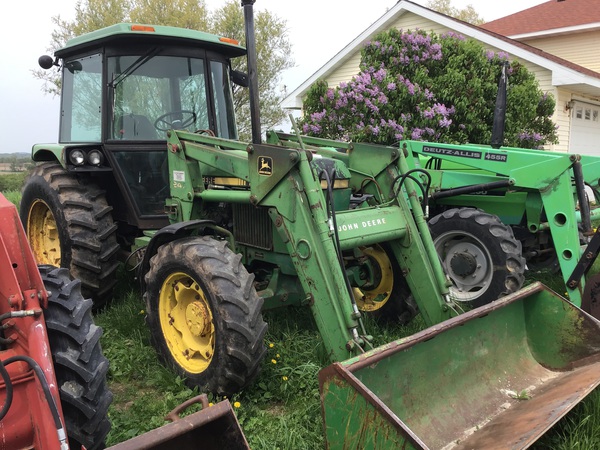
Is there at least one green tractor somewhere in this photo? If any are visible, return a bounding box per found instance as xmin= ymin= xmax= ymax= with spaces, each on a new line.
xmin=22 ymin=2 xmax=600 ymax=447
xmin=272 ymin=132 xmax=600 ymax=312
xmin=22 ymin=11 xmax=454 ymax=394
xmin=21 ymin=23 xmax=245 ymax=307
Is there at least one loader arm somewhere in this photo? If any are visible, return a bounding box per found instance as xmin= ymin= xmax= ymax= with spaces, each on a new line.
xmin=164 ymin=131 xmax=455 ymax=361
xmin=401 ymin=140 xmax=597 ymax=307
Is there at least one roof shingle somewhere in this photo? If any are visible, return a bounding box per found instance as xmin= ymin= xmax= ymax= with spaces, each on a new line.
xmin=481 ymin=0 xmax=600 ymax=36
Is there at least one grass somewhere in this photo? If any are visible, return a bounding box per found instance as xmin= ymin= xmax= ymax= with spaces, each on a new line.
xmin=2 ymin=189 xmax=21 ymax=207
xmin=96 ymin=264 xmax=600 ymax=449
xmin=97 ymin=268 xmax=329 ymax=447
xmin=2 ymin=175 xmax=599 ymax=448
xmin=0 ymin=172 xmax=26 ymax=193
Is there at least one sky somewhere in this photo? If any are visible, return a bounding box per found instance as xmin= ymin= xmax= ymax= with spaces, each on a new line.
xmin=0 ymin=0 xmax=548 ymax=153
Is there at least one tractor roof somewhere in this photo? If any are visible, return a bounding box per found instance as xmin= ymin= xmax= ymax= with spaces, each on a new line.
xmin=55 ymin=23 xmax=247 ymax=59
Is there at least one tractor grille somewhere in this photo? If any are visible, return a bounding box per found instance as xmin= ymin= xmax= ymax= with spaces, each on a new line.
xmin=233 ymin=204 xmax=273 ymax=250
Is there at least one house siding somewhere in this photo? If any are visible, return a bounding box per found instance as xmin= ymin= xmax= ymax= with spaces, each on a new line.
xmin=321 ymin=12 xmax=570 ymax=151
xmin=520 ymin=30 xmax=600 ymax=74
xmin=555 ymin=89 xmax=573 ymax=153
xmin=327 ymin=13 xmax=454 ymax=88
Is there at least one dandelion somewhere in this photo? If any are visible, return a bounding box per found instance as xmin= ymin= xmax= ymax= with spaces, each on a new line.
xmin=233 ymin=401 xmax=241 ymax=408
xmin=139 ymin=309 xmax=145 ymax=314
xmin=276 ymin=354 xmax=280 ymax=358
xmin=209 ymin=402 xmax=214 ymax=407
xmin=282 ymin=376 xmax=288 ymax=381
xmin=269 ymin=343 xmax=274 ymax=348
xmin=271 ymin=359 xmax=277 ymax=364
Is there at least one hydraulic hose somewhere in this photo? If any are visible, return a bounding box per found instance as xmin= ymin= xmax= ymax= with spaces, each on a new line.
xmin=391 ymin=168 xmax=431 ymax=212
xmin=321 ymin=169 xmax=370 ymax=344
xmin=4 ymin=355 xmax=68 ymax=448
xmin=0 ymin=360 xmax=13 ymax=421
xmin=573 ymin=160 xmax=592 ymax=234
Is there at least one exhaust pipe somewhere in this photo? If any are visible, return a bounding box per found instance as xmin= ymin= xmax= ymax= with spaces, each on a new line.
xmin=491 ymin=61 xmax=508 ymax=149
xmin=242 ymin=0 xmax=262 ymax=144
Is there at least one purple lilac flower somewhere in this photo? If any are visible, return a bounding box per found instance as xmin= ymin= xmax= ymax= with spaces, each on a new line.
xmin=310 ymin=110 xmax=327 ymax=122
xmin=411 ymin=128 xmax=424 ymax=140
xmin=439 ymin=117 xmax=452 ymax=127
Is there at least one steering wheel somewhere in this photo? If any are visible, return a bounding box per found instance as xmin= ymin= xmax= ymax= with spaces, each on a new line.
xmin=154 ymin=110 xmax=197 ymax=131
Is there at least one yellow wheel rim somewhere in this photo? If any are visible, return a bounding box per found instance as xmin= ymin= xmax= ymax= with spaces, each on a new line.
xmin=27 ymin=199 xmax=61 ymax=266
xmin=353 ymin=245 xmax=394 ymax=312
xmin=159 ymin=272 xmax=215 ymax=374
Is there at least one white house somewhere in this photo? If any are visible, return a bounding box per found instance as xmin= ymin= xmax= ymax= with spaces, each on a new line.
xmin=281 ymin=0 xmax=600 ymax=154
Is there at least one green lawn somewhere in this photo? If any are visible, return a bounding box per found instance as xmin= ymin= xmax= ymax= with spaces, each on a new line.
xmin=2 ymin=178 xmax=599 ymax=448
xmin=96 ymin=266 xmax=600 ymax=449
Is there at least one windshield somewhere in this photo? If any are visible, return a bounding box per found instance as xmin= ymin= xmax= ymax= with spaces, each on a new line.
xmin=107 ymin=54 xmax=237 ymax=140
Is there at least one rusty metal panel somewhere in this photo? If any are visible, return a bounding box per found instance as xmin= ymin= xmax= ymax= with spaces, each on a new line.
xmin=107 ymin=395 xmax=250 ymax=450
xmin=320 ymin=283 xmax=600 ymax=449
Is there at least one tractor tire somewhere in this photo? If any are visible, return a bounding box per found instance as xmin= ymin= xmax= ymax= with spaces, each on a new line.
xmin=428 ymin=208 xmax=525 ymax=307
xmin=40 ymin=266 xmax=112 ymax=450
xmin=353 ymin=244 xmax=418 ymax=325
xmin=20 ymin=162 xmax=119 ymax=307
xmin=144 ymin=236 xmax=267 ymax=397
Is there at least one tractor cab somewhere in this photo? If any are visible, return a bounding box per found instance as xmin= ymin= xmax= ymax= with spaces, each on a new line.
xmin=36 ymin=24 xmax=246 ymax=228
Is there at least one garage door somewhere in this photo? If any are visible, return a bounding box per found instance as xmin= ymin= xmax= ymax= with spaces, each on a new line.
xmin=570 ymin=101 xmax=600 ymax=156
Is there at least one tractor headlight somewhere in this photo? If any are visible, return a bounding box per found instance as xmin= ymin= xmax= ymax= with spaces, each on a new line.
xmin=88 ymin=149 xmax=104 ymax=166
xmin=69 ymin=149 xmax=85 ymax=166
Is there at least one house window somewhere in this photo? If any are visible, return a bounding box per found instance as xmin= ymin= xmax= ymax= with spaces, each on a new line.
xmin=585 ymin=109 xmax=591 ymax=120
xmin=594 ymin=110 xmax=599 ymax=122
xmin=576 ymin=108 xmax=583 ymax=119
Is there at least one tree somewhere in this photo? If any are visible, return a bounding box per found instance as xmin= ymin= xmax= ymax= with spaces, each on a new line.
xmin=33 ymin=0 xmax=293 ymax=141
xmin=210 ymin=1 xmax=294 ymax=138
xmin=426 ymin=0 xmax=484 ymax=25
xmin=299 ymin=28 xmax=558 ymax=149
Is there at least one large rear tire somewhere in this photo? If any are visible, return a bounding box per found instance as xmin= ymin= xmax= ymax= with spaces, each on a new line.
xmin=429 ymin=208 xmax=525 ymax=307
xmin=40 ymin=266 xmax=112 ymax=450
xmin=20 ymin=163 xmax=119 ymax=307
xmin=145 ymin=236 xmax=267 ymax=397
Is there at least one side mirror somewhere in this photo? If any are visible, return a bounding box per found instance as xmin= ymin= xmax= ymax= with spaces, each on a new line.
xmin=38 ymin=55 xmax=55 ymax=70
xmin=232 ymin=70 xmax=248 ymax=87
xmin=65 ymin=61 xmax=83 ymax=73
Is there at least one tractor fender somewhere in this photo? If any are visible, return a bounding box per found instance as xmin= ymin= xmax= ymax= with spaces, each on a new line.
xmin=138 ymin=220 xmax=218 ymax=292
xmin=31 ymin=144 xmax=67 ymax=167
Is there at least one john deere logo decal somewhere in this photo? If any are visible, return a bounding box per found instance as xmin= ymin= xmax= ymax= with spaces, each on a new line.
xmin=258 ymin=156 xmax=273 ymax=176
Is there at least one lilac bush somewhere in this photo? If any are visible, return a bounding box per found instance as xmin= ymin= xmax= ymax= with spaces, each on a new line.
xmin=300 ymin=28 xmax=558 ymax=149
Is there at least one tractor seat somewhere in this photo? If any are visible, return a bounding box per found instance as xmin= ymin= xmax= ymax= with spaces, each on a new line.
xmin=116 ymin=114 xmax=157 ymax=140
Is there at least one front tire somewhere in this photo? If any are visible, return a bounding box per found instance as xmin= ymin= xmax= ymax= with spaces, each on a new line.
xmin=20 ymin=163 xmax=120 ymax=307
xmin=145 ymin=236 xmax=267 ymax=397
xmin=429 ymin=208 xmax=525 ymax=307
xmin=40 ymin=266 xmax=112 ymax=450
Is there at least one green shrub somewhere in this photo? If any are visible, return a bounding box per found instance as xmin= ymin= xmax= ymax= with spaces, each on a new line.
xmin=300 ymin=29 xmax=558 ymax=149
xmin=0 ymin=172 xmax=27 ymax=192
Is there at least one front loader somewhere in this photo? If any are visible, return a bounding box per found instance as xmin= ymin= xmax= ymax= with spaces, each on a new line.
xmin=0 ymin=192 xmax=112 ymax=449
xmin=402 ymin=139 xmax=600 ymax=314
xmin=0 ymin=191 xmax=250 ymax=449
xmin=21 ymin=1 xmax=600 ymax=448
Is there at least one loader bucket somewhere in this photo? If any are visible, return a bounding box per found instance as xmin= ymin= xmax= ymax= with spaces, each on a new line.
xmin=319 ymin=282 xmax=600 ymax=450
xmin=107 ymin=395 xmax=250 ymax=449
